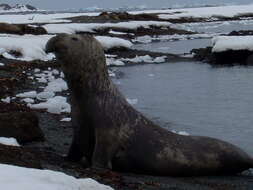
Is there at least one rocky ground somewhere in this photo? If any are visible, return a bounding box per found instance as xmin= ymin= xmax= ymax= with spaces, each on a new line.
xmin=1 ymin=11 xmax=253 ymax=190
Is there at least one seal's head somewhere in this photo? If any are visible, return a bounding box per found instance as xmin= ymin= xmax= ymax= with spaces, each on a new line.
xmin=46 ymin=34 xmax=110 ymax=91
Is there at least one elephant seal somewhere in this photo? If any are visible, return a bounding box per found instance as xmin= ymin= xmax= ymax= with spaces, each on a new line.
xmin=46 ymin=34 xmax=253 ymax=176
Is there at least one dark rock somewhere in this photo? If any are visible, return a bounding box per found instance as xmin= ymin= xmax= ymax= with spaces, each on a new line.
xmin=0 ymin=144 xmax=41 ymax=168
xmin=213 ymin=50 xmax=253 ymax=65
xmin=191 ymin=47 xmax=214 ymax=62
xmin=228 ymin=30 xmax=253 ymax=36
xmin=0 ymin=112 xmax=45 ymax=144
xmin=192 ymin=47 xmax=253 ymax=66
xmin=0 ymin=23 xmax=21 ymax=34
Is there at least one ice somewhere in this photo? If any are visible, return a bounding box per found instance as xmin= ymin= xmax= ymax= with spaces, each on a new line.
xmin=106 ymin=57 xmax=125 ymax=66
xmin=122 ymin=55 xmax=167 ymax=63
xmin=16 ymin=91 xmax=37 ymax=98
xmin=212 ymin=36 xmax=253 ymax=52
xmin=30 ymin=96 xmax=71 ymax=114
xmin=0 ymin=137 xmax=20 ymax=147
xmin=0 ymin=164 xmax=113 ymax=190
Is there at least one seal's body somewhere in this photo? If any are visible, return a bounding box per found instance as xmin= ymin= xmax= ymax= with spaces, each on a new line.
xmin=46 ymin=34 xmax=253 ymax=176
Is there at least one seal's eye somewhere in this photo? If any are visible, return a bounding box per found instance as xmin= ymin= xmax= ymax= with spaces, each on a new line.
xmin=71 ymin=37 xmax=78 ymax=41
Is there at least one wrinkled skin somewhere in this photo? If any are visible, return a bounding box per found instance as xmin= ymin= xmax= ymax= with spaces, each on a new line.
xmin=46 ymin=34 xmax=253 ymax=176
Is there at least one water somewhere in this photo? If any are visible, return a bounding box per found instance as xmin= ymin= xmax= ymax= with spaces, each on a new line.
xmin=114 ymin=62 xmax=253 ymax=155
xmin=133 ymin=39 xmax=211 ymax=54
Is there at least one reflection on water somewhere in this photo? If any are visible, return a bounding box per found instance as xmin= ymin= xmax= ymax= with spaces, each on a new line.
xmin=113 ymin=62 xmax=253 ymax=155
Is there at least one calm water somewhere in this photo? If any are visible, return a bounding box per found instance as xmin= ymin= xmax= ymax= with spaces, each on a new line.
xmin=133 ymin=39 xmax=211 ymax=54
xmin=114 ymin=62 xmax=253 ymax=155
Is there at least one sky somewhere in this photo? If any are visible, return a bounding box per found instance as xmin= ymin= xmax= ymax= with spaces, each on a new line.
xmin=2 ymin=0 xmax=253 ymax=10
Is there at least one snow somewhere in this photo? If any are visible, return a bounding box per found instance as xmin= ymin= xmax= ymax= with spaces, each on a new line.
xmin=212 ymin=36 xmax=253 ymax=52
xmin=22 ymin=98 xmax=35 ymax=104
xmin=95 ymin=36 xmax=133 ymax=50
xmin=44 ymin=21 xmax=174 ymax=34
xmin=0 ymin=164 xmax=113 ymax=190
xmin=37 ymin=91 xmax=55 ymax=100
xmin=0 ymin=34 xmax=55 ymax=61
xmin=0 ymin=137 xmax=20 ymax=147
xmin=30 ymin=96 xmax=71 ymax=114
xmin=0 ymin=34 xmax=132 ymax=62
xmin=0 ymin=12 xmax=100 ymax=24
xmin=44 ymin=78 xmax=68 ymax=93
xmin=61 ymin=118 xmax=71 ymax=122
xmin=1 ymin=97 xmax=11 ymax=103
xmin=16 ymin=91 xmax=37 ymax=98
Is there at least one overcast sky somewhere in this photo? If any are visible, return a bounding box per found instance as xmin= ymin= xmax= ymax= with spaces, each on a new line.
xmin=2 ymin=0 xmax=252 ymax=10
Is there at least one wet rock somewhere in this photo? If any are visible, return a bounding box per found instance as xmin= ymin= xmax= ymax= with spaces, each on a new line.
xmin=191 ymin=47 xmax=214 ymax=62
xmin=192 ymin=47 xmax=253 ymax=66
xmin=0 ymin=144 xmax=41 ymax=168
xmin=0 ymin=112 xmax=45 ymax=144
xmin=213 ymin=50 xmax=253 ymax=65
xmin=0 ymin=23 xmax=47 ymax=35
xmin=228 ymin=30 xmax=253 ymax=36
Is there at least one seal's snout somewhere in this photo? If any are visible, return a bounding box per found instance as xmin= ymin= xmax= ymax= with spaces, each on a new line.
xmin=45 ymin=34 xmax=68 ymax=54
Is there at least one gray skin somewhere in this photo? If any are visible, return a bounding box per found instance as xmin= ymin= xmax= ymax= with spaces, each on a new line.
xmin=46 ymin=34 xmax=253 ymax=176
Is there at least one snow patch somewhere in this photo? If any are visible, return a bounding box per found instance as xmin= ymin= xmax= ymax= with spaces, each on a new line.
xmin=1 ymin=97 xmax=11 ymax=103
xmin=95 ymin=36 xmax=132 ymax=50
xmin=212 ymin=36 xmax=253 ymax=52
xmin=0 ymin=164 xmax=113 ymax=190
xmin=0 ymin=137 xmax=20 ymax=147
xmin=0 ymin=34 xmax=55 ymax=61
xmin=30 ymin=96 xmax=71 ymax=114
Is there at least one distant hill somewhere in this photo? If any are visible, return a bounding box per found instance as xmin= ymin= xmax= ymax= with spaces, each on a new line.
xmin=0 ymin=3 xmax=37 ymax=12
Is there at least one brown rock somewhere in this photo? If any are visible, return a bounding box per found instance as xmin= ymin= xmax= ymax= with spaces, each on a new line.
xmin=0 ymin=144 xmax=41 ymax=168
xmin=0 ymin=23 xmax=47 ymax=35
xmin=0 ymin=23 xmax=21 ymax=34
xmin=0 ymin=112 xmax=45 ymax=144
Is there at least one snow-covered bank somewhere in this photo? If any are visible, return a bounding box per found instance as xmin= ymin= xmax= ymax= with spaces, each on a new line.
xmin=212 ymin=36 xmax=253 ymax=52
xmin=0 ymin=34 xmax=54 ymax=61
xmin=0 ymin=12 xmax=100 ymax=24
xmin=0 ymin=34 xmax=132 ymax=61
xmin=130 ymin=4 xmax=253 ymax=20
xmin=0 ymin=164 xmax=113 ymax=190
xmin=43 ymin=21 xmax=174 ymax=34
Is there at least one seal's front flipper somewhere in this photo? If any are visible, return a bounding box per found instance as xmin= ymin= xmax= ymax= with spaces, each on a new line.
xmin=92 ymin=129 xmax=118 ymax=170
